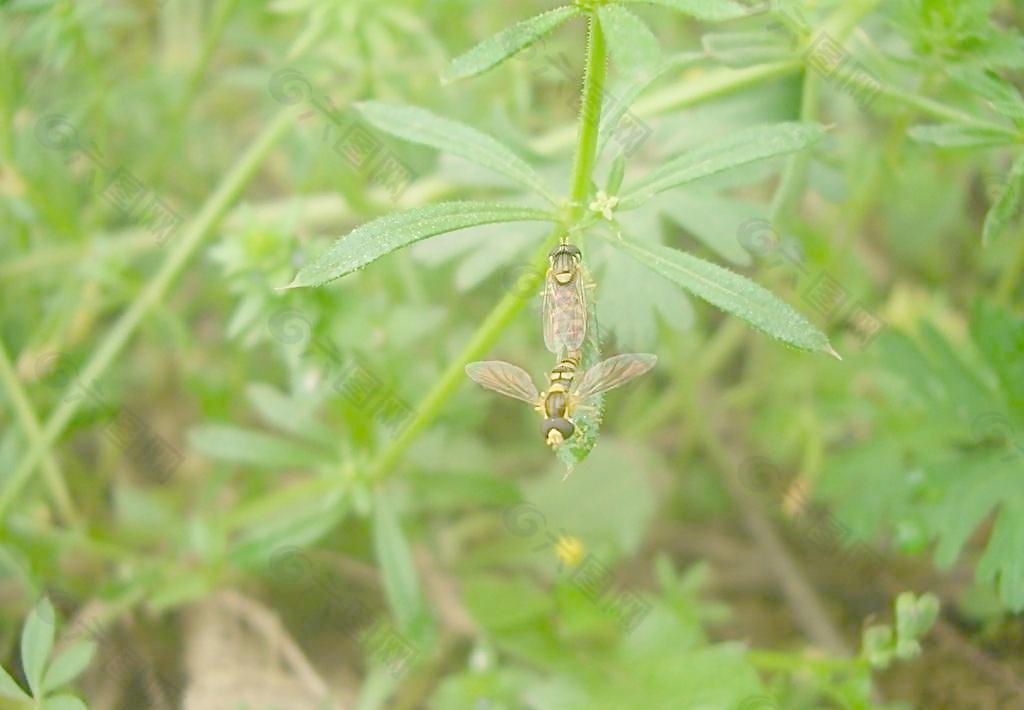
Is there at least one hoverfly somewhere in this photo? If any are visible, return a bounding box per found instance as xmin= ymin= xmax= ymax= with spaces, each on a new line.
xmin=466 ymin=352 xmax=657 ymax=448
xmin=543 ymin=243 xmax=591 ymax=357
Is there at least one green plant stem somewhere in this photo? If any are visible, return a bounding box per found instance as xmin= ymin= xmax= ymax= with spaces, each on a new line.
xmin=996 ymin=226 xmax=1024 ymax=304
xmin=567 ymin=12 xmax=607 ymax=222
xmin=0 ymin=339 xmax=81 ymax=529
xmin=748 ymin=650 xmax=861 ymax=674
xmin=0 ymin=105 xmax=301 ymax=523
xmin=770 ymin=68 xmax=822 ymax=223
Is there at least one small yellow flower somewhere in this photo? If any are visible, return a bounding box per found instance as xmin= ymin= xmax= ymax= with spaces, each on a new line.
xmin=555 ymin=535 xmax=585 ymax=568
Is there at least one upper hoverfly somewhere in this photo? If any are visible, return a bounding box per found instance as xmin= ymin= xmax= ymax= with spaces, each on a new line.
xmin=543 ymin=243 xmax=591 ymax=357
xmin=466 ymin=352 xmax=657 ymax=448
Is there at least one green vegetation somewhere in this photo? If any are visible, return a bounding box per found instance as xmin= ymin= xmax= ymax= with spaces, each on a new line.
xmin=1 ymin=0 xmax=1022 ymax=707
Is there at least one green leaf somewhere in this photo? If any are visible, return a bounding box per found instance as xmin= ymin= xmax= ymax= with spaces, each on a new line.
xmin=42 ymin=641 xmax=97 ymax=693
xmin=372 ymin=492 xmax=428 ymax=635
xmin=597 ymin=53 xmax=702 ymax=157
xmin=621 ymin=0 xmax=753 ymax=22
xmin=528 ymin=441 xmax=657 ymax=555
xmin=620 ymin=123 xmax=825 ymax=209
xmin=188 ymin=423 xmax=328 ymax=469
xmin=21 ymin=597 xmax=56 ymax=696
xmin=908 ymin=123 xmax=1012 ymax=149
xmin=229 ymin=490 xmax=349 ymax=571
xmin=356 ymin=102 xmax=558 ymax=203
xmin=970 ymin=301 xmax=1024 ymax=413
xmin=701 ymin=31 xmax=793 ymax=67
xmin=606 ymin=155 xmax=626 ymax=195
xmin=597 ymin=5 xmax=661 ymax=74
xmin=442 ymin=6 xmax=581 ymax=84
xmin=0 ymin=663 xmax=30 ymax=701
xmin=658 ymin=191 xmax=764 ymax=266
xmin=42 ymin=695 xmax=88 ymax=710
xmin=462 ymin=574 xmax=553 ymax=631
xmin=245 ymin=384 xmax=334 ymax=445
xmin=861 ymin=625 xmax=895 ymax=669
xmin=289 ymin=202 xmax=556 ymax=288
xmin=948 ymin=67 xmax=1024 ymax=121
xmin=895 ymin=592 xmax=939 ymax=646
xmin=603 ymin=234 xmax=834 ymax=354
xmin=978 ymin=497 xmax=1024 ymax=611
xmin=982 ymin=152 xmax=1024 ymax=245
xmin=930 ymin=459 xmax=1014 ymax=569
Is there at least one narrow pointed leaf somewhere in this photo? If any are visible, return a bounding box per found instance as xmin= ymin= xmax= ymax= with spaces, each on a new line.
xmin=443 ymin=6 xmax=581 ymax=84
xmin=21 ymin=597 xmax=56 ymax=695
xmin=356 ymin=102 xmax=558 ymax=202
xmin=598 ymin=5 xmax=661 ymax=74
xmin=604 ymin=234 xmax=833 ymax=354
xmin=42 ymin=640 xmax=97 ymax=693
xmin=908 ymin=123 xmax=1012 ymax=149
xmin=245 ymin=384 xmax=334 ymax=445
xmin=701 ymin=30 xmax=794 ymax=67
xmin=620 ymin=122 xmax=825 ymax=209
xmin=978 ymin=498 xmax=1024 ymax=611
xmin=0 ymin=664 xmax=29 ymax=701
xmin=188 ymin=424 xmax=328 ymax=469
xmin=372 ymin=492 xmax=428 ymax=635
xmin=621 ymin=0 xmax=753 ymax=21
xmin=289 ymin=202 xmax=556 ymax=287
xmin=983 ymin=152 xmax=1024 ymax=245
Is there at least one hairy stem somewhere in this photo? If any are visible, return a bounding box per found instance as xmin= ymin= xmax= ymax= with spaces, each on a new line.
xmin=567 ymin=12 xmax=607 ymax=222
xmin=0 ymin=105 xmax=301 ymax=522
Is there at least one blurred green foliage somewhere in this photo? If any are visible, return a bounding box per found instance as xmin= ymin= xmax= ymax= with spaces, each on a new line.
xmin=1 ymin=0 xmax=1022 ymax=708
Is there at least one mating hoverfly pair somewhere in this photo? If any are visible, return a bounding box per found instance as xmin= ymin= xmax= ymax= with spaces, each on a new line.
xmin=466 ymin=243 xmax=657 ymax=449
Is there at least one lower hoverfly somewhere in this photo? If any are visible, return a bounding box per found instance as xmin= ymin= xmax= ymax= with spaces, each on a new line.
xmin=466 ymin=352 xmax=657 ymax=448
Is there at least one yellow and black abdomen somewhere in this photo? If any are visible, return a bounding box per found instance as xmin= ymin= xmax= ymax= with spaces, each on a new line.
xmin=540 ymin=354 xmax=581 ymax=446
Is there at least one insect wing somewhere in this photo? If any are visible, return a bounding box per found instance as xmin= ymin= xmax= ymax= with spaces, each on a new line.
xmin=542 ymin=269 xmax=588 ymax=355
xmin=573 ymin=353 xmax=657 ymax=401
xmin=465 ymin=361 xmax=540 ymax=404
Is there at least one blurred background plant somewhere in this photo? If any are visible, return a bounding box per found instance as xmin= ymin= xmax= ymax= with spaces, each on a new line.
xmin=1 ymin=0 xmax=1022 ymax=708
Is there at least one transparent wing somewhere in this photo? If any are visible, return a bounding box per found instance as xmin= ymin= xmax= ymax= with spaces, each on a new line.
xmin=465 ymin=361 xmax=540 ymax=404
xmin=542 ymin=269 xmax=588 ymax=355
xmin=573 ymin=353 xmax=657 ymax=401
